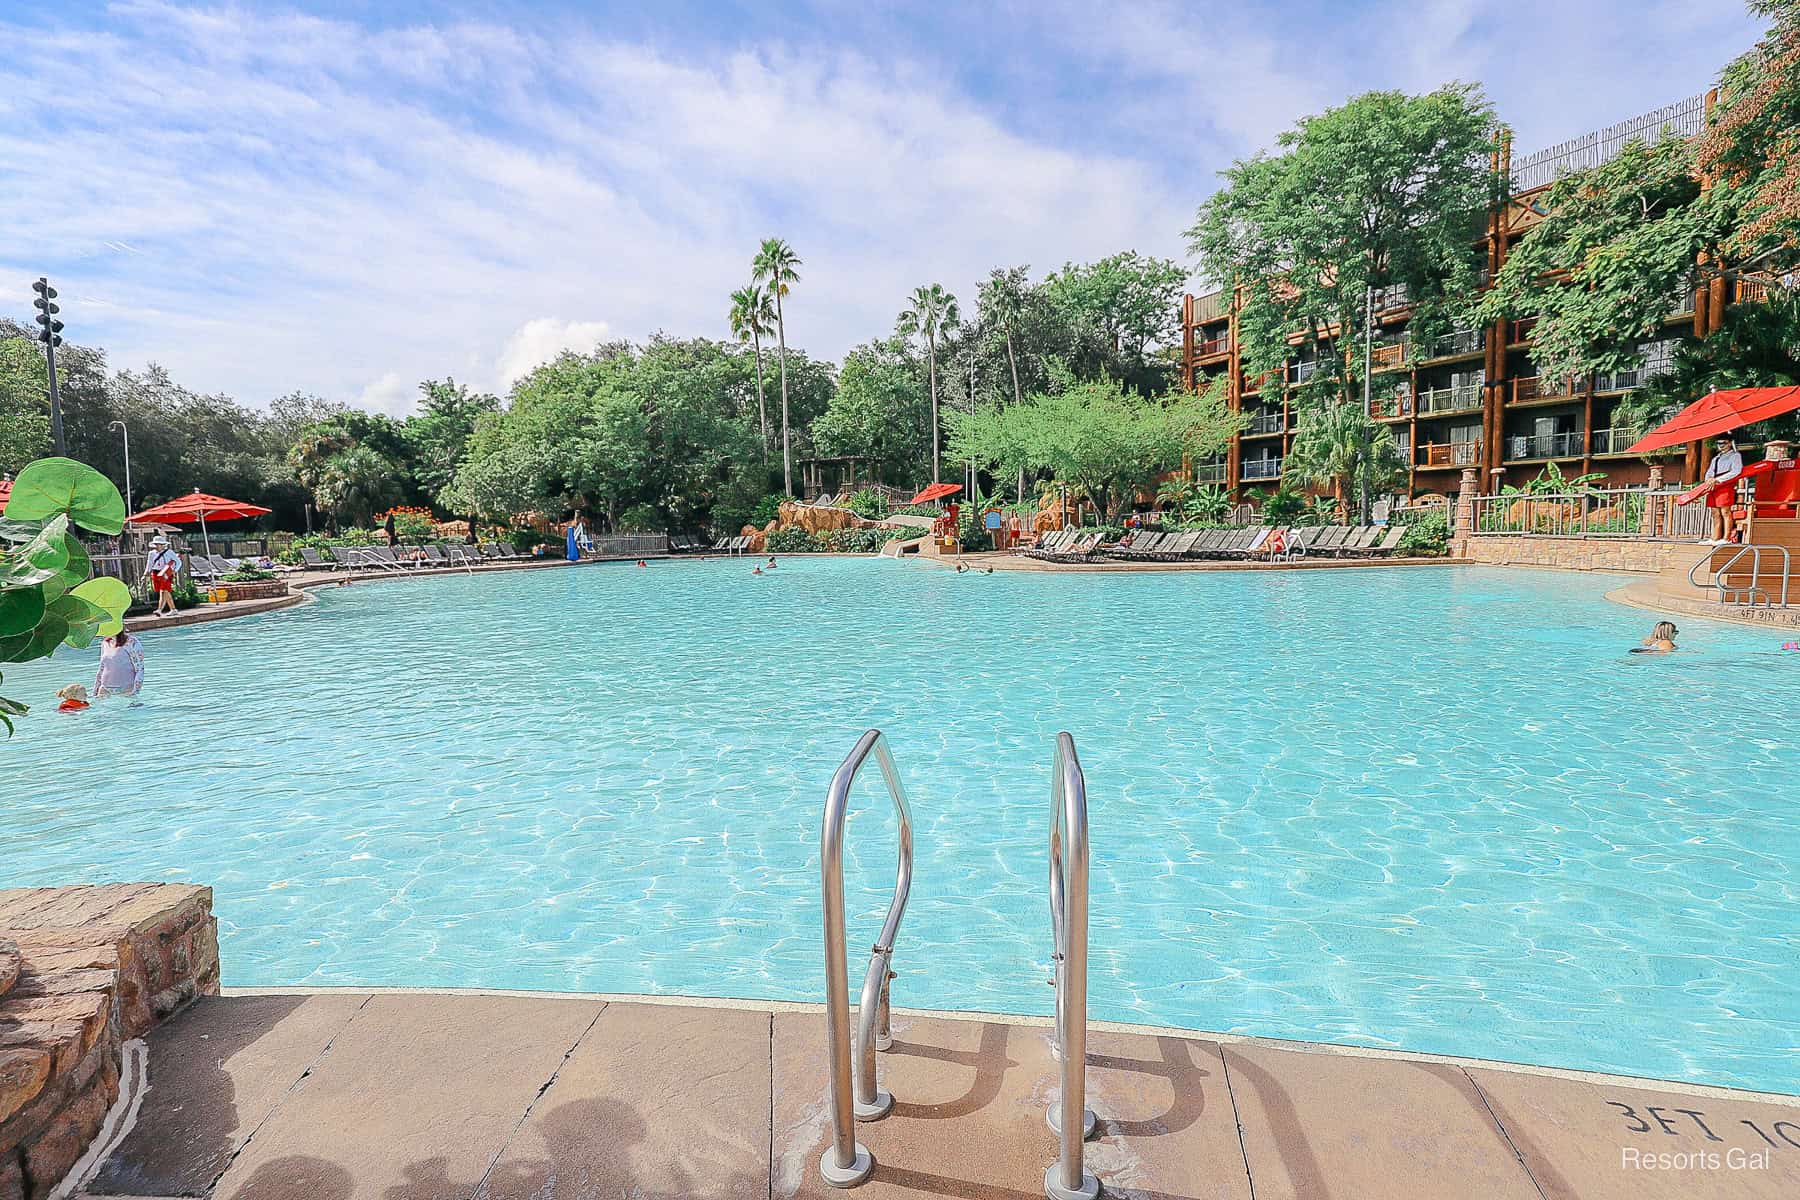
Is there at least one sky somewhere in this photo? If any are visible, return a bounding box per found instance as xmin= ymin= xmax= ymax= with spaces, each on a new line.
xmin=0 ymin=1 xmax=1765 ymax=417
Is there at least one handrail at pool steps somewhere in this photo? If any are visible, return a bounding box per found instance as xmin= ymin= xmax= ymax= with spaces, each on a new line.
xmin=1045 ymin=731 xmax=1100 ymax=1200
xmin=1688 ymin=543 xmax=1791 ymax=607
xmin=818 ymin=729 xmax=914 ymax=1188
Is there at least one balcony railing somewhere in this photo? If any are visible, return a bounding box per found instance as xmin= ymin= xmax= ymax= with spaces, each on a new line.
xmin=1417 ymin=440 xmax=1481 ymax=468
xmin=1590 ymin=427 xmax=1640 ymax=455
xmin=1371 ymin=393 xmax=1412 ymax=420
xmin=1195 ymin=334 xmax=1231 ymax=359
xmin=1245 ymin=410 xmax=1285 ymax=435
xmin=1193 ymin=461 xmax=1228 ymax=484
xmin=1372 ymin=283 xmax=1411 ymax=311
xmin=1509 ymin=318 xmax=1537 ymax=344
xmin=1736 ymin=270 xmax=1797 ymax=305
xmin=1242 ymin=368 xmax=1280 ymax=395
xmin=1427 ymin=329 xmax=1483 ymax=359
xmin=1370 ymin=341 xmax=1408 ymax=371
xmin=1416 ymin=382 xmax=1484 ymax=415
xmin=1512 ymin=375 xmax=1581 ymax=404
xmin=1507 ymin=431 xmax=1584 ymax=460
xmin=1241 ymin=457 xmax=1283 ymax=481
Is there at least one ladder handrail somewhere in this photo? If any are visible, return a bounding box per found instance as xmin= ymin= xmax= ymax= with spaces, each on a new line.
xmin=819 ymin=729 xmax=913 ymax=1188
xmin=1046 ymin=732 xmax=1099 ymax=1200
xmin=1689 ymin=543 xmax=1791 ymax=607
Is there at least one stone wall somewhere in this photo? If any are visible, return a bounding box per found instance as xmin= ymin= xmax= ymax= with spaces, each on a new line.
xmin=1458 ymin=534 xmax=1702 ymax=575
xmin=0 ymin=885 xmax=218 ymax=1200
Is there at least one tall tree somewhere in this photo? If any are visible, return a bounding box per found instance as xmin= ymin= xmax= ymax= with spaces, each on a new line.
xmin=897 ymin=283 xmax=960 ymax=482
xmin=0 ymin=335 xmax=51 ymax=472
xmin=811 ymin=336 xmax=929 ymax=484
xmin=752 ymin=238 xmax=802 ymax=494
xmin=727 ymin=283 xmax=777 ymax=468
xmin=978 ymin=266 xmax=1031 ymax=409
xmin=1703 ymin=0 xmax=1800 ymax=258
xmin=1478 ymin=138 xmax=1730 ymax=382
xmin=1043 ymin=252 xmax=1187 ymax=394
xmin=1189 ymin=84 xmax=1498 ymax=519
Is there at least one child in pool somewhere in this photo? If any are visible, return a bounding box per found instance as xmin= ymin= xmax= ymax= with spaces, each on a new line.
xmin=56 ymin=684 xmax=91 ymax=712
xmin=1633 ymin=621 xmax=1679 ymax=654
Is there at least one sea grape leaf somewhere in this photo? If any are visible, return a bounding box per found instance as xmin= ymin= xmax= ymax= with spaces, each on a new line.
xmin=4 ymin=458 xmax=127 ymax=534
xmin=0 ymin=588 xmax=45 ymax=637
xmin=70 ymin=577 xmax=131 ymax=636
xmin=47 ymin=594 xmax=106 ymax=650
xmin=0 ymin=516 xmax=71 ymax=589
xmin=0 ymin=613 xmax=69 ymax=663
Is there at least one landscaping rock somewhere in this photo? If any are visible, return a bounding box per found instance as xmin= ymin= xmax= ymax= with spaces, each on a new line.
xmin=0 ymin=943 xmax=17 ymax=999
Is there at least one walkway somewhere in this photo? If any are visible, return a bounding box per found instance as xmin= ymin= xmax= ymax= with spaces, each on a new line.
xmin=74 ymin=992 xmax=1799 ymax=1200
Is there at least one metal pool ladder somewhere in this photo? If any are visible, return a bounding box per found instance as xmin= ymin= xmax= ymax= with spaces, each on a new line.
xmin=818 ymin=730 xmax=913 ymax=1188
xmin=815 ymin=729 xmax=1100 ymax=1200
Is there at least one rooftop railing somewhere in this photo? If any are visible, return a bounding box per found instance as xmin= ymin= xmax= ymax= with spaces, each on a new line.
xmin=1510 ymin=95 xmax=1706 ymax=193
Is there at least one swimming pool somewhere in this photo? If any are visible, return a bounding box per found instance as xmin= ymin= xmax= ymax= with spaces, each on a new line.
xmin=8 ymin=559 xmax=1796 ymax=1093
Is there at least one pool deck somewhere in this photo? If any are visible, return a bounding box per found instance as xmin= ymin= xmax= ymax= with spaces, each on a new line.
xmin=70 ymin=991 xmax=1799 ymax=1200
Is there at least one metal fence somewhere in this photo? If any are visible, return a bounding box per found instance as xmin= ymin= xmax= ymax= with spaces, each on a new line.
xmin=1469 ymin=488 xmax=1709 ymax=539
xmin=1511 ymin=95 xmax=1706 ymax=193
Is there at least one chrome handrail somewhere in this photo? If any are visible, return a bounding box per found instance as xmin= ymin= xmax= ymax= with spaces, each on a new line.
xmin=1689 ymin=544 xmax=1791 ymax=607
xmin=818 ymin=729 xmax=914 ymax=1189
xmin=1045 ymin=732 xmax=1100 ymax=1200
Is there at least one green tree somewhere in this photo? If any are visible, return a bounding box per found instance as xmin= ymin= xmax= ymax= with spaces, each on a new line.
xmin=811 ymin=337 xmax=929 ymax=484
xmin=314 ymin=445 xmax=403 ymax=527
xmin=0 ymin=337 xmax=51 ymax=473
xmin=1703 ymin=0 xmax=1800 ymax=257
xmin=1188 ymin=86 xmax=1500 ymax=409
xmin=1479 ymin=138 xmax=1730 ymax=382
xmin=1043 ymin=251 xmax=1187 ymax=393
xmin=727 ymin=284 xmax=777 ymax=468
xmin=405 ymin=379 xmax=499 ymax=505
xmin=948 ymin=374 xmax=1240 ymax=523
xmin=752 ymin=238 xmax=802 ymax=495
xmin=1283 ymin=402 xmax=1408 ymax=522
xmin=897 ymin=283 xmax=960 ymax=482
xmin=978 ymin=266 xmax=1031 ymax=409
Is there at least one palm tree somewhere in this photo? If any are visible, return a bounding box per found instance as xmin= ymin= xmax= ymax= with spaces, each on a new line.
xmin=728 ymin=283 xmax=777 ymax=467
xmin=898 ymin=283 xmax=960 ymax=482
xmin=1284 ymin=402 xmax=1407 ymax=522
xmin=1155 ymin=477 xmax=1195 ymax=513
xmin=977 ymin=266 xmax=1030 ymax=410
xmin=752 ymin=239 xmax=802 ymax=494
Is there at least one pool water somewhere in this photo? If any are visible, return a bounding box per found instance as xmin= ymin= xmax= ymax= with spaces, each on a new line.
xmin=7 ymin=560 xmax=1796 ymax=1093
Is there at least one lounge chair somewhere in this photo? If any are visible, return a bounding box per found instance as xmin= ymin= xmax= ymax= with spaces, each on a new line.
xmin=1111 ymin=531 xmax=1164 ymax=560
xmin=1023 ymin=529 xmax=1068 ymax=559
xmin=299 ymin=547 xmax=338 ymax=571
xmin=1218 ymin=527 xmax=1271 ymax=560
xmin=1200 ymin=528 xmax=1251 ymax=558
xmin=1045 ymin=532 xmax=1101 ymax=563
xmin=1187 ymin=529 xmax=1229 ymax=557
xmin=1335 ymin=527 xmax=1380 ymax=556
xmin=1347 ymin=526 xmax=1407 ymax=557
xmin=1154 ymin=530 xmax=1204 ymax=560
xmin=1309 ymin=526 xmax=1350 ymax=555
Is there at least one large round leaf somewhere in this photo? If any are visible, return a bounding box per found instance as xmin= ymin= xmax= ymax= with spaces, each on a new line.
xmin=46 ymin=593 xmax=106 ymax=650
xmin=70 ymin=577 xmax=131 ymax=636
xmin=0 ymin=612 xmax=69 ymax=663
xmin=5 ymin=458 xmax=127 ymax=534
xmin=0 ymin=588 xmax=45 ymax=637
xmin=0 ymin=516 xmax=72 ymax=589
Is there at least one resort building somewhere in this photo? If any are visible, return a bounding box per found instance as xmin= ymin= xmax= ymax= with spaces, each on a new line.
xmin=1181 ymin=94 xmax=1787 ymax=501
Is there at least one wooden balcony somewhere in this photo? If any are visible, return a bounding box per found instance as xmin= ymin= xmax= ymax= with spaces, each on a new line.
xmin=1195 ymin=334 xmax=1231 ymax=361
xmin=1242 ymin=368 xmax=1280 ymax=395
xmin=1241 ymin=457 xmax=1283 ymax=482
xmin=1370 ymin=342 xmax=1408 ymax=371
xmin=1417 ymin=441 xmax=1481 ymax=469
xmin=1511 ymin=375 xmax=1581 ymax=405
xmin=1415 ymin=383 xmax=1484 ymax=416
xmin=1371 ymin=394 xmax=1411 ymax=420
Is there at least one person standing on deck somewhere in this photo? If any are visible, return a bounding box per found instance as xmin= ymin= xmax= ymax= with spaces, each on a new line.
xmin=384 ymin=511 xmax=398 ymax=547
xmin=143 ymin=536 xmax=182 ymax=617
xmin=1705 ymin=435 xmax=1745 ymax=544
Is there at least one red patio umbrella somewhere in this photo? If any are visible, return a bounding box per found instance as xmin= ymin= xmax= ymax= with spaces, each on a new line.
xmin=1624 ymin=386 xmax=1800 ymax=454
xmin=907 ymin=482 xmax=963 ymax=505
xmin=127 ymin=490 xmax=272 ymax=555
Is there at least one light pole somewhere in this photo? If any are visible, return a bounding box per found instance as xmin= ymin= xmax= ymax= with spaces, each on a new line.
xmin=31 ymin=279 xmax=65 ymax=457
xmin=109 ymin=420 xmax=132 ymax=515
xmin=1359 ymin=282 xmax=1376 ymax=525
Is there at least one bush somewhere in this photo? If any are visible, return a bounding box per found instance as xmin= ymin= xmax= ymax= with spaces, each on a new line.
xmin=222 ymin=565 xmax=275 ymax=582
xmin=844 ymin=489 xmax=888 ymax=520
xmin=893 ymin=503 xmax=943 ymax=518
xmin=1260 ymin=488 xmax=1307 ymax=523
xmin=1395 ymin=511 xmax=1449 ymax=555
xmin=375 ymin=507 xmax=436 ymax=541
xmin=821 ymin=527 xmax=905 ymax=553
xmin=749 ymin=493 xmax=787 ymax=527
xmin=764 ymin=527 xmax=820 ymax=552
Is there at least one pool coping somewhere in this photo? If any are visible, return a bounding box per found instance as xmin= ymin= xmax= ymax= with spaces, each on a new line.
xmin=220 ymin=985 xmax=1800 ymax=1107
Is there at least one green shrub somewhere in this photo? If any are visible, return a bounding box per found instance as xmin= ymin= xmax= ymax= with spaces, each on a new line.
xmin=821 ymin=527 xmax=904 ymax=553
xmin=1396 ymin=511 xmax=1449 ymax=555
xmin=223 ymin=565 xmax=275 ymax=582
xmin=893 ymin=503 xmax=943 ymax=518
xmin=764 ymin=527 xmax=820 ymax=552
xmin=749 ymin=493 xmax=787 ymax=527
xmin=1260 ymin=488 xmax=1307 ymax=523
xmin=845 ymin=489 xmax=888 ymax=520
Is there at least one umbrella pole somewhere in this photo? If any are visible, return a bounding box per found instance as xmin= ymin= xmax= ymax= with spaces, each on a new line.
xmin=201 ymin=512 xmax=212 ymax=557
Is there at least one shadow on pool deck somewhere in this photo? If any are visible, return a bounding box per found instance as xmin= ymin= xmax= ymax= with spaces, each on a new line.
xmin=73 ymin=992 xmax=1800 ymax=1200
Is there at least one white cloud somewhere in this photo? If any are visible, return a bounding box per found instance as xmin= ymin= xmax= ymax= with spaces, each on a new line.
xmin=355 ymin=372 xmax=415 ymax=417
xmin=497 ymin=318 xmax=612 ymax=389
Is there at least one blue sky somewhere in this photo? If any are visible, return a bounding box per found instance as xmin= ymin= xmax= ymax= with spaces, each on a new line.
xmin=0 ymin=1 xmax=1763 ymax=415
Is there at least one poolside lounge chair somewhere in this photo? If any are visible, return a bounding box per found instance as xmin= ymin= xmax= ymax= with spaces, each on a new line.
xmin=1346 ymin=525 xmax=1407 ymax=557
xmin=1310 ymin=526 xmax=1350 ymax=555
xmin=1220 ymin=528 xmax=1272 ymax=560
xmin=1335 ymin=526 xmax=1380 ymax=556
xmin=1187 ymin=529 xmax=1229 ymax=557
xmin=1202 ymin=528 xmax=1253 ymax=558
xmin=1045 ymin=532 xmax=1103 ymax=563
xmin=1111 ymin=531 xmax=1164 ymax=560
xmin=1022 ymin=529 xmax=1068 ymax=559
xmin=1155 ymin=530 xmax=1205 ymax=560
xmin=299 ymin=547 xmax=338 ymax=571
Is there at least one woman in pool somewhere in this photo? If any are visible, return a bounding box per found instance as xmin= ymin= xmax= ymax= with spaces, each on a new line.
xmin=94 ymin=630 xmax=145 ymax=699
xmin=1634 ymin=622 xmax=1679 ymax=654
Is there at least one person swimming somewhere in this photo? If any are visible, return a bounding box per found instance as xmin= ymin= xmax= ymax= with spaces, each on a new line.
xmin=56 ymin=684 xmax=91 ymax=712
xmin=1632 ymin=621 xmax=1679 ymax=654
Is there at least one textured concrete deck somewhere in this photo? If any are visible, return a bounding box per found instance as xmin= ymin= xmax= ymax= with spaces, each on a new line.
xmin=72 ymin=993 xmax=1800 ymax=1200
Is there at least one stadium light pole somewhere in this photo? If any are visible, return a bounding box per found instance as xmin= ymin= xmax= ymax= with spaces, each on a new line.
xmin=31 ymin=278 xmax=66 ymax=457
xmin=109 ymin=420 xmax=133 ymax=514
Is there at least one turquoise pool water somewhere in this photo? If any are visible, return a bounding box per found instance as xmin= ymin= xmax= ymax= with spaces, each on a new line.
xmin=7 ymin=560 xmax=1796 ymax=1092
